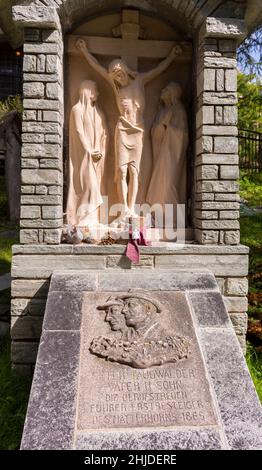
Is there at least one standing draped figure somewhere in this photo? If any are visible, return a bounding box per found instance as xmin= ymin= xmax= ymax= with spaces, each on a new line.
xmin=146 ymin=82 xmax=188 ymax=225
xmin=66 ymin=80 xmax=108 ymax=227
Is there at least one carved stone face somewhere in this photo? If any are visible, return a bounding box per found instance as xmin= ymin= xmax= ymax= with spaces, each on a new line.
xmin=160 ymin=86 xmax=172 ymax=104
xmin=122 ymin=298 xmax=149 ymax=329
xmin=89 ymin=82 xmax=98 ymax=103
xmin=105 ymin=305 xmax=125 ymax=331
xmin=111 ymin=64 xmax=129 ymax=87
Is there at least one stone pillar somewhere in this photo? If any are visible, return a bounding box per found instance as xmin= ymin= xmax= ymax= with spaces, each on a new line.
xmin=194 ymin=18 xmax=246 ymax=245
xmin=13 ymin=6 xmax=64 ymax=245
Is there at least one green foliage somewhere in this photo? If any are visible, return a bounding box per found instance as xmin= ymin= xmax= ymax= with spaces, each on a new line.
xmin=0 ymin=335 xmax=32 ymax=450
xmin=239 ymin=171 xmax=262 ymax=207
xmin=238 ymin=72 xmax=262 ymax=132
xmin=246 ymin=343 xmax=262 ymax=402
xmin=0 ymin=177 xmax=19 ymax=273
xmin=237 ymin=27 xmax=262 ymax=76
xmin=0 ymin=95 xmax=23 ymax=122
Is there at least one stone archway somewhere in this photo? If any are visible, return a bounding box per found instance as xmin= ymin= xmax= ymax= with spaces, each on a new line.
xmin=3 ymin=0 xmax=247 ymax=246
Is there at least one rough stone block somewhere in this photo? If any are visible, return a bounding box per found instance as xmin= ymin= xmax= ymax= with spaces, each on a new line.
xmin=21 ymin=158 xmax=39 ymax=168
xmin=224 ymin=106 xmax=237 ymax=125
xmin=21 ymin=195 xmax=61 ymax=205
xmin=23 ymin=99 xmax=61 ymax=111
xmin=226 ymin=278 xmax=248 ymax=296
xmin=22 ymin=134 xmax=44 ymax=144
xmin=202 ymin=92 xmax=237 ymax=105
xmin=214 ymin=137 xmax=238 ymax=153
xmin=195 ymin=220 xmax=239 ymax=230
xmin=46 ymin=55 xmax=58 ymax=73
xmin=225 ymin=69 xmax=237 ymax=91
xmin=224 ymin=231 xmax=240 ymax=245
xmin=195 ymin=230 xmax=219 ymax=244
xmin=42 ymin=30 xmax=60 ymax=43
xmin=35 ymin=185 xmax=48 ymax=195
xmin=20 ymin=206 xmax=41 ymax=219
xmin=196 ymin=136 xmax=213 ymax=155
xmin=46 ymin=83 xmax=59 ymax=99
xmin=201 ymin=17 xmax=246 ymax=40
xmin=201 ymin=125 xmax=237 ymax=136
xmin=106 ymin=255 xmax=154 ymax=269
xmin=49 ymin=186 xmax=62 ymax=195
xmin=42 ymin=206 xmax=63 ymax=219
xmin=43 ymin=229 xmax=62 ymax=244
xmin=22 ymin=122 xmax=61 ymax=135
xmin=196 ymin=165 xmax=218 ymax=180
xmin=23 ymin=55 xmax=36 ymax=72
xmin=24 ymin=73 xmax=59 ymax=82
xmin=21 ymin=186 xmax=35 ymax=194
xmin=195 ymin=211 xmax=218 ymax=220
xmin=154 ymin=254 xmax=248 ymax=276
xmin=20 ymin=229 xmax=39 ymax=244
xmin=12 ymin=279 xmax=49 ymax=298
xmin=215 ymin=106 xmax=223 ymax=124
xmin=224 ymin=296 xmax=248 ymax=313
xmin=22 ymin=169 xmax=62 ymax=185
xmin=197 ymin=180 xmax=239 ymax=193
xmin=23 ymin=110 xmax=37 ymax=121
xmin=11 ymin=341 xmax=39 ymax=364
xmin=43 ymin=111 xmax=59 ymax=122
xmin=40 ymin=158 xmax=62 ymax=170
xmin=11 ymin=316 xmax=43 ymax=340
xmin=229 ymin=313 xmax=248 ymax=336
xmin=23 ymin=82 xmax=44 ymax=98
xmin=24 ymin=43 xmax=59 ymax=55
xmin=220 ymin=165 xmax=239 ymax=179
xmin=215 ymin=194 xmax=240 ymax=201
xmin=196 ymin=154 xmax=238 ymax=165
xmin=22 ymin=143 xmax=60 ymax=158
xmin=220 ymin=210 xmax=239 ymax=219
xmin=12 ymin=6 xmax=60 ymax=29
xmin=218 ymin=40 xmax=236 ymax=52
xmin=45 ymin=135 xmax=61 ymax=144
xmin=37 ymin=54 xmax=46 ymax=72
xmin=216 ymin=69 xmax=224 ymax=91
xmin=20 ymin=219 xmax=63 ymax=229
xmin=203 ymin=57 xmax=236 ymax=69
xmin=11 ymin=298 xmax=46 ymax=317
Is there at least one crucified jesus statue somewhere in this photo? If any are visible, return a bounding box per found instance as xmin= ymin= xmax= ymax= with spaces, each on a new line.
xmin=76 ymin=38 xmax=182 ymax=217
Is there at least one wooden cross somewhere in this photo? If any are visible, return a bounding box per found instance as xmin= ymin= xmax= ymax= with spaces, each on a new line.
xmin=67 ymin=10 xmax=191 ymax=71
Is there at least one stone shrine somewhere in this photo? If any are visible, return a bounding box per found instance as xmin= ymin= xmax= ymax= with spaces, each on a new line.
xmin=0 ymin=0 xmax=261 ymax=451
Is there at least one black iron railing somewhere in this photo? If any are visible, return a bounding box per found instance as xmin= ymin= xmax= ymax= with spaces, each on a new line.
xmin=239 ymin=129 xmax=262 ymax=173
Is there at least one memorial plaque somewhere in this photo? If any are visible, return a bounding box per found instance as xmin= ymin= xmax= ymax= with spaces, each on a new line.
xmin=77 ymin=291 xmax=218 ymax=430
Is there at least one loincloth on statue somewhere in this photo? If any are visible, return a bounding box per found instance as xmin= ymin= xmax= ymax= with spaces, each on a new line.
xmin=115 ymin=116 xmax=144 ymax=180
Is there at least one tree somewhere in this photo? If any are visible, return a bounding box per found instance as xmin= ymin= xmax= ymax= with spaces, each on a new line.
xmin=238 ymin=72 xmax=262 ymax=131
xmin=237 ymin=27 xmax=262 ymax=75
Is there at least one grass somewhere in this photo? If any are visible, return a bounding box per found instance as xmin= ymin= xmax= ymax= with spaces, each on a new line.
xmin=0 ymin=176 xmax=19 ymax=274
xmin=239 ymin=170 xmax=262 ymax=207
xmin=240 ymin=188 xmax=262 ymax=402
xmin=0 ymin=335 xmax=32 ymax=450
xmin=246 ymin=343 xmax=262 ymax=400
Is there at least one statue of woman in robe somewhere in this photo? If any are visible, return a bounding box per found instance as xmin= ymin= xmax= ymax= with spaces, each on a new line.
xmin=146 ymin=82 xmax=188 ymax=227
xmin=66 ymin=80 xmax=108 ymax=227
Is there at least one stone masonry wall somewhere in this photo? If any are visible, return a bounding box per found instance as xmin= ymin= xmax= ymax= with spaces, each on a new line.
xmin=10 ymin=245 xmax=249 ymax=373
xmin=194 ymin=19 xmax=244 ymax=245
xmin=20 ymin=26 xmax=64 ymax=245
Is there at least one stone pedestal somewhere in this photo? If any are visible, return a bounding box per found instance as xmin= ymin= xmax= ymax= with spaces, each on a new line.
xmin=11 ymin=243 xmax=249 ymax=373
xmin=20 ymin=270 xmax=261 ymax=450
